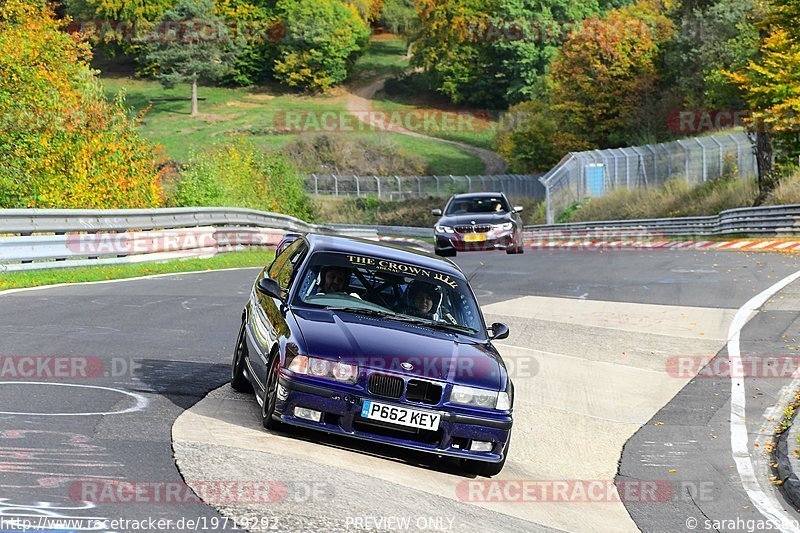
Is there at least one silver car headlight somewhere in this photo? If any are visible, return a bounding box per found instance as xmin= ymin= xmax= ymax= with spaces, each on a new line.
xmin=436 ymin=225 xmax=455 ymax=234
xmin=493 ymin=222 xmax=513 ymax=231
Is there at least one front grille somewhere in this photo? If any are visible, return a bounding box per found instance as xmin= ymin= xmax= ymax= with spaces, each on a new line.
xmin=405 ymin=379 xmax=443 ymax=405
xmin=368 ymin=373 xmax=403 ymax=399
xmin=455 ymin=225 xmax=491 ymax=233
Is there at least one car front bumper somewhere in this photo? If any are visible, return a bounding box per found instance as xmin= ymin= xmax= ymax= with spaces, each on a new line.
xmin=274 ymin=375 xmax=512 ymax=463
xmin=435 ymin=229 xmax=520 ymax=252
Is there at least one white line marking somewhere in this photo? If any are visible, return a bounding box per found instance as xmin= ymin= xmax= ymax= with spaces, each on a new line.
xmin=728 ymin=268 xmax=800 ymax=531
xmin=0 ymin=382 xmax=148 ymax=416
xmin=0 ymin=266 xmax=261 ymax=298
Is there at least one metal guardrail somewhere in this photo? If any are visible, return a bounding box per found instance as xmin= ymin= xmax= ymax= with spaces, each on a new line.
xmin=329 ymin=224 xmax=432 ymax=239
xmin=0 ymin=208 xmax=376 ymax=272
xmin=307 ymin=174 xmax=545 ymax=200
xmin=523 ymin=204 xmax=800 ymax=239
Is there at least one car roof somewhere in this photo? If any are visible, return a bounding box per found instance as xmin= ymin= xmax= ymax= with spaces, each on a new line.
xmin=449 ymin=192 xmax=507 ymax=200
xmin=305 ymin=234 xmax=464 ymax=278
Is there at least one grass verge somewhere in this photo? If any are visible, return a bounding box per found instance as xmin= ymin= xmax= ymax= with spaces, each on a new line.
xmin=0 ymin=250 xmax=273 ymax=291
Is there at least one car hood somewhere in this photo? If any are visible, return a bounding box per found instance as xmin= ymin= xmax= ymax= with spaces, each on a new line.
xmin=437 ymin=212 xmax=513 ymax=227
xmin=293 ymin=308 xmax=504 ymax=390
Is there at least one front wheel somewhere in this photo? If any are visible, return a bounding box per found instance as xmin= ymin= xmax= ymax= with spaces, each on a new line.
xmin=461 ymin=434 xmax=510 ymax=477
xmin=435 ymin=248 xmax=457 ymax=257
xmin=506 ymin=245 xmax=524 ymax=254
xmin=231 ymin=320 xmax=252 ymax=393
xmin=261 ymin=352 xmax=282 ymax=430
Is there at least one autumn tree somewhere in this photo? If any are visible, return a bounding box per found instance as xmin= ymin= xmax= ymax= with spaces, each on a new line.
xmin=727 ymin=0 xmax=800 ymax=200
xmin=0 ymin=0 xmax=163 ymax=208
xmin=548 ymin=0 xmax=674 ymax=147
xmin=412 ymin=0 xmax=609 ymax=107
xmin=144 ymin=0 xmax=240 ymax=116
xmin=273 ymin=0 xmax=370 ymax=92
xmin=662 ymin=0 xmax=759 ymax=110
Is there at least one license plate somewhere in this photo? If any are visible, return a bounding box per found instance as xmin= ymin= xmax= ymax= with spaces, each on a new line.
xmin=464 ymin=233 xmax=486 ymax=243
xmin=361 ymin=400 xmax=440 ymax=431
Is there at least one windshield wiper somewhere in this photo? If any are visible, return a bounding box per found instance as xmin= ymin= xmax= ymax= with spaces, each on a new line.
xmin=391 ymin=315 xmax=479 ymax=335
xmin=326 ymin=306 xmax=397 ymax=318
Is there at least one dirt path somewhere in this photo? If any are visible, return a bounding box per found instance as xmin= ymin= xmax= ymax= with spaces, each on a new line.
xmin=343 ymin=75 xmax=508 ymax=175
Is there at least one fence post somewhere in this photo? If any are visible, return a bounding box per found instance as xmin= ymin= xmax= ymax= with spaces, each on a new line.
xmin=433 ymin=175 xmax=440 ymax=195
xmin=695 ymin=138 xmax=707 ymax=182
xmin=395 ymin=176 xmax=402 ymax=199
xmin=625 ymin=149 xmax=631 ymax=188
xmin=374 ymin=176 xmax=381 ymax=199
xmin=313 ymin=174 xmax=318 ymax=196
xmin=661 ymin=144 xmax=672 ymax=179
xmin=677 ymin=140 xmax=690 ymax=183
xmin=354 ymin=175 xmax=360 ymax=197
xmin=332 ymin=174 xmax=339 ymax=196
xmin=478 ymin=175 xmax=486 ymax=191
xmin=545 ymin=183 xmax=553 ymax=224
xmin=729 ymin=133 xmax=743 ymax=175
xmin=415 ymin=176 xmax=422 ymax=197
xmin=465 ymin=175 xmax=472 ymax=192
xmin=646 ymin=145 xmax=658 ymax=183
xmin=710 ymin=136 xmax=724 ymax=178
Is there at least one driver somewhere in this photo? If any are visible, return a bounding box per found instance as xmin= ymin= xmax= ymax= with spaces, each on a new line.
xmin=404 ymin=281 xmax=441 ymax=320
xmin=319 ymin=266 xmax=349 ymax=294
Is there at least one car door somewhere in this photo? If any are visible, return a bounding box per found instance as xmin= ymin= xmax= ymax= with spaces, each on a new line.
xmin=249 ymin=238 xmax=308 ymax=386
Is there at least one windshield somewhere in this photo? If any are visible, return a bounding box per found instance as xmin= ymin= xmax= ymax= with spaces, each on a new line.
xmin=293 ymin=252 xmax=484 ymax=335
xmin=445 ymin=196 xmax=510 ymax=215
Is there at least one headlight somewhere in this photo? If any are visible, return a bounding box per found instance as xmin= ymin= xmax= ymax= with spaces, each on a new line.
xmin=435 ymin=225 xmax=455 ymax=233
xmin=288 ymin=355 xmax=358 ymax=384
xmin=496 ymin=391 xmax=511 ymax=410
xmin=450 ymin=385 xmax=501 ymax=409
xmin=493 ymin=222 xmax=513 ymax=231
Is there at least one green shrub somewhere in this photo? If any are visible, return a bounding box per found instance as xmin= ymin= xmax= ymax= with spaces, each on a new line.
xmin=766 ymin=170 xmax=800 ymax=205
xmin=273 ymin=0 xmax=370 ymax=92
xmin=561 ymin=176 xmax=759 ymax=222
xmin=172 ymin=140 xmax=313 ymax=220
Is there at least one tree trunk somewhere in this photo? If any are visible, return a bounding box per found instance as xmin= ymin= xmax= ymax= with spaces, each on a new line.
xmin=753 ymin=130 xmax=777 ymax=205
xmin=191 ymin=78 xmax=198 ymax=117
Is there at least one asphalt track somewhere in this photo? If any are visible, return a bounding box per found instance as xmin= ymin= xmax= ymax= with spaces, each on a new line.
xmin=1 ymin=249 xmax=800 ymax=532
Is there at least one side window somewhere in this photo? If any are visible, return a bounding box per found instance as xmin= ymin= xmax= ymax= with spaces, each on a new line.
xmin=269 ymin=239 xmax=307 ymax=290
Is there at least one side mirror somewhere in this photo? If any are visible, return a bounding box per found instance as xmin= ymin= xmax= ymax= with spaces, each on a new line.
xmin=513 ymin=206 xmax=524 ymax=214
xmin=256 ymin=277 xmax=283 ymax=301
xmin=489 ymin=322 xmax=509 ymax=340
xmin=431 ymin=208 xmax=443 ymax=216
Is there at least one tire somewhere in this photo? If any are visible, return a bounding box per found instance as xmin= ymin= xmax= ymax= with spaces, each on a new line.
xmin=435 ymin=248 xmax=457 ymax=257
xmin=261 ymin=351 xmax=282 ymax=430
xmin=231 ymin=320 xmax=252 ymax=393
xmin=506 ymin=246 xmax=523 ymax=255
xmin=461 ymin=434 xmax=510 ymax=477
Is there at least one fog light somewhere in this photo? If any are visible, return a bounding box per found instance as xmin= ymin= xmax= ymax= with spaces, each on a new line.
xmin=294 ymin=407 xmax=322 ymax=422
xmin=470 ymin=440 xmax=493 ymax=452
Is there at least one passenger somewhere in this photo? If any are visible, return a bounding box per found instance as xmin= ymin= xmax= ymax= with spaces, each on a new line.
xmin=404 ymin=281 xmax=441 ymax=320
